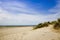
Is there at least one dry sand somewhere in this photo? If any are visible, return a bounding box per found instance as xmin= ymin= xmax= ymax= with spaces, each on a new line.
xmin=0 ymin=27 xmax=32 ymax=40
xmin=0 ymin=25 xmax=60 ymax=40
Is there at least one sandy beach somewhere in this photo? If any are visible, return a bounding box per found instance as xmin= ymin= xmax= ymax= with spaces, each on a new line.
xmin=0 ymin=26 xmax=60 ymax=40
xmin=0 ymin=27 xmax=32 ymax=40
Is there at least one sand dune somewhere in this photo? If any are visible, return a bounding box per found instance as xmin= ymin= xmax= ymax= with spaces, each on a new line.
xmin=23 ymin=25 xmax=60 ymax=40
xmin=0 ymin=26 xmax=60 ymax=40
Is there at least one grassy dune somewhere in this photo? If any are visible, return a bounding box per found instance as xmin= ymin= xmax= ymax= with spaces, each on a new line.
xmin=23 ymin=25 xmax=60 ymax=40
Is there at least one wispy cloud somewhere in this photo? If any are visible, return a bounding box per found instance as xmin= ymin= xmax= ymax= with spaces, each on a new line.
xmin=0 ymin=9 xmax=43 ymax=25
xmin=48 ymin=0 xmax=60 ymax=18
xmin=0 ymin=0 xmax=60 ymax=25
xmin=2 ymin=1 xmax=40 ymax=15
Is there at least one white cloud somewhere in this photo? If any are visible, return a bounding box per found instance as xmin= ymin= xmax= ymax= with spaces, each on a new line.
xmin=0 ymin=8 xmax=59 ymax=25
xmin=0 ymin=0 xmax=60 ymax=25
xmin=0 ymin=8 xmax=42 ymax=25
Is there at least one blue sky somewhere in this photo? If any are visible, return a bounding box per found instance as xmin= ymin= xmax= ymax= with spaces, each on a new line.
xmin=0 ymin=0 xmax=60 ymax=25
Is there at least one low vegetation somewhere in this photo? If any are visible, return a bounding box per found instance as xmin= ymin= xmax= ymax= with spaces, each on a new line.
xmin=33 ymin=18 xmax=60 ymax=30
xmin=53 ymin=18 xmax=60 ymax=29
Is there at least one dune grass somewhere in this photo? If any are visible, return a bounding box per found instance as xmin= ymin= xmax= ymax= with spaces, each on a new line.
xmin=33 ymin=18 xmax=60 ymax=30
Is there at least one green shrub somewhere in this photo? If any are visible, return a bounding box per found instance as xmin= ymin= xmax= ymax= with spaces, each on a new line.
xmin=57 ymin=18 xmax=60 ymax=22
xmin=33 ymin=18 xmax=60 ymax=30
xmin=51 ymin=21 xmax=57 ymax=25
xmin=33 ymin=23 xmax=43 ymax=30
xmin=47 ymin=21 xmax=50 ymax=24
xmin=42 ymin=22 xmax=49 ymax=27
xmin=53 ymin=22 xmax=60 ymax=29
xmin=33 ymin=22 xmax=49 ymax=30
xmin=53 ymin=18 xmax=60 ymax=29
